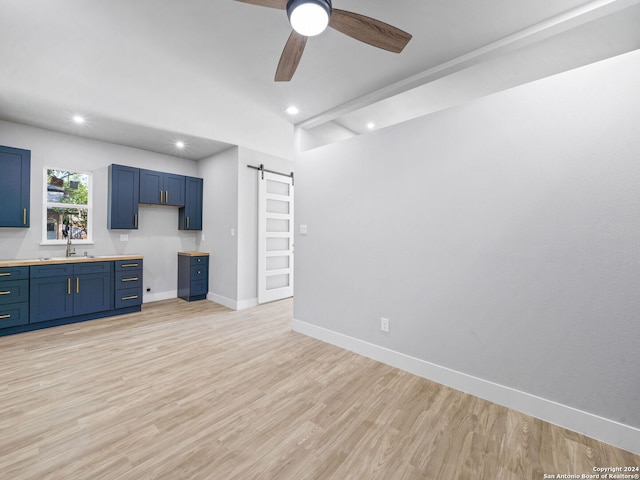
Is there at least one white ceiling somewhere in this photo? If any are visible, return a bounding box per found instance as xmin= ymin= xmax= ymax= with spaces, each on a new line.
xmin=1 ymin=0 xmax=639 ymax=159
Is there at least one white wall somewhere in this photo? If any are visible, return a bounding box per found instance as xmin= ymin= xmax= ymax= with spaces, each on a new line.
xmin=293 ymin=50 xmax=640 ymax=453
xmin=0 ymin=121 xmax=200 ymax=301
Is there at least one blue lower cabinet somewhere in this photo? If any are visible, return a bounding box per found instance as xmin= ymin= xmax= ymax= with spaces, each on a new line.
xmin=0 ymin=266 xmax=30 ymax=328
xmin=30 ymin=276 xmax=75 ymax=323
xmin=30 ymin=262 xmax=114 ymax=323
xmin=177 ymin=253 xmax=209 ymax=302
xmin=114 ymin=259 xmax=143 ymax=307
xmin=0 ymin=258 xmax=142 ymax=337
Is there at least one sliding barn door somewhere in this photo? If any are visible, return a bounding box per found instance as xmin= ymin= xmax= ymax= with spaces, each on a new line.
xmin=258 ymin=171 xmax=294 ymax=304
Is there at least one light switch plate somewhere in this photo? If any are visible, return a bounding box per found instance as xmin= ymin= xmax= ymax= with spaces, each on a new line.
xmin=120 ymin=234 xmax=129 ymax=242
xmin=300 ymin=224 xmax=308 ymax=235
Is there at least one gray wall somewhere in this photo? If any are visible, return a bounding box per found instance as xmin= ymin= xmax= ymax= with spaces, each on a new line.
xmin=0 ymin=121 xmax=200 ymax=301
xmin=199 ymin=147 xmax=239 ymax=304
xmin=294 ymin=50 xmax=640 ymax=430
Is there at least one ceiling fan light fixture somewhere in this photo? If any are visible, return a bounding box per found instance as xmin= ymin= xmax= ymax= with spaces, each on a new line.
xmin=287 ymin=0 xmax=332 ymax=37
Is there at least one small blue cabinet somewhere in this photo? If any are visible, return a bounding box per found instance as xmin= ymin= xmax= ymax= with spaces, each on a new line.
xmin=139 ymin=169 xmax=185 ymax=206
xmin=178 ymin=252 xmax=209 ymax=302
xmin=108 ymin=164 xmax=140 ymax=230
xmin=0 ymin=145 xmax=31 ymax=228
xmin=179 ymin=176 xmax=203 ymax=231
xmin=30 ymin=262 xmax=113 ymax=323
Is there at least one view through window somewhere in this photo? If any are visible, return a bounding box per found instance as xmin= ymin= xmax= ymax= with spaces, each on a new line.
xmin=44 ymin=169 xmax=92 ymax=243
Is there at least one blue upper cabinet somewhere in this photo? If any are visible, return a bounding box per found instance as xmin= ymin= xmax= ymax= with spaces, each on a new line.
xmin=179 ymin=176 xmax=203 ymax=230
xmin=0 ymin=145 xmax=31 ymax=228
xmin=139 ymin=169 xmax=185 ymax=206
xmin=108 ymin=164 xmax=140 ymax=229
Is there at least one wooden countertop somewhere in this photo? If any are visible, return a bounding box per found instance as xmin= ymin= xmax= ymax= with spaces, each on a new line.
xmin=0 ymin=254 xmax=144 ymax=268
xmin=177 ymin=251 xmax=210 ymax=257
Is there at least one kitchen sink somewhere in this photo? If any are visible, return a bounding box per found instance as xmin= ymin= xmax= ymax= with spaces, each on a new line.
xmin=39 ymin=255 xmax=97 ymax=261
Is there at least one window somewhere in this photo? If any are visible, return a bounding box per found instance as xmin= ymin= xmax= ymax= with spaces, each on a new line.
xmin=43 ymin=168 xmax=93 ymax=244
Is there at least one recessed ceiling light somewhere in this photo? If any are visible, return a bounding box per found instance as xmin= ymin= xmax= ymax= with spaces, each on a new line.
xmin=286 ymin=106 xmax=299 ymax=115
xmin=175 ymin=141 xmax=185 ymax=149
xmin=72 ymin=115 xmax=85 ymax=124
xmin=367 ymin=122 xmax=375 ymax=130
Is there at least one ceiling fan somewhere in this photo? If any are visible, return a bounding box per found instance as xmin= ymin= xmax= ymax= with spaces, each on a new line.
xmin=235 ymin=0 xmax=412 ymax=81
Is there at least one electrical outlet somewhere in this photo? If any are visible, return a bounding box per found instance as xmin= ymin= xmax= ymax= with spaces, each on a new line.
xmin=380 ymin=317 xmax=390 ymax=333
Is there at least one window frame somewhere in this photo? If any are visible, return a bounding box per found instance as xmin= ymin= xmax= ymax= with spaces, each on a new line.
xmin=41 ymin=166 xmax=94 ymax=245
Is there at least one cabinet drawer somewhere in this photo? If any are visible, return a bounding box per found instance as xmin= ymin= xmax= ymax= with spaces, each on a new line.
xmin=190 ymin=266 xmax=207 ymax=281
xmin=115 ymin=287 xmax=142 ymax=308
xmin=0 ymin=280 xmax=29 ymax=304
xmin=31 ymin=264 xmax=74 ymax=278
xmin=0 ymin=302 xmax=29 ymax=328
xmin=0 ymin=266 xmax=29 ymax=281
xmin=190 ymin=256 xmax=208 ymax=266
xmin=74 ymin=261 xmax=112 ymax=275
xmin=115 ymin=260 xmax=142 ymax=271
xmin=115 ymin=271 xmax=142 ymax=290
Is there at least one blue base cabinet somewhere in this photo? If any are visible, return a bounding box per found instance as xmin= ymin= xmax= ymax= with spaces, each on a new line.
xmin=0 ymin=145 xmax=30 ymax=228
xmin=177 ymin=252 xmax=209 ymax=302
xmin=30 ymin=262 xmax=114 ymax=323
xmin=115 ymin=260 xmax=143 ymax=308
xmin=0 ymin=266 xmax=30 ymax=328
xmin=0 ymin=258 xmax=142 ymax=337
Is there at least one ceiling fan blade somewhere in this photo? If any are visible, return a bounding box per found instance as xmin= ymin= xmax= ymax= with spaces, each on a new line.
xmin=234 ymin=0 xmax=287 ymax=9
xmin=329 ymin=9 xmax=412 ymax=53
xmin=275 ymin=31 xmax=307 ymax=82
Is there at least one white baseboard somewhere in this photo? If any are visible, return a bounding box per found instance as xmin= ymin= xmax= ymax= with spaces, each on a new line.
xmin=142 ymin=290 xmax=176 ymax=303
xmin=237 ymin=297 xmax=258 ymax=310
xmin=207 ymin=293 xmax=258 ymax=311
xmin=292 ymin=318 xmax=640 ymax=455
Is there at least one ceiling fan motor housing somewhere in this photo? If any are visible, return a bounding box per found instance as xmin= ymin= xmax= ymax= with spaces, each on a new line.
xmin=287 ymin=0 xmax=333 ymax=36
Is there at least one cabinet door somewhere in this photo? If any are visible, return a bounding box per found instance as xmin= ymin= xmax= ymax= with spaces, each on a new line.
xmin=139 ymin=169 xmax=164 ymax=204
xmin=30 ymin=276 xmax=74 ymax=323
xmin=164 ymin=174 xmax=185 ymax=206
xmin=108 ymin=164 xmax=139 ymax=229
xmin=0 ymin=145 xmax=30 ymax=228
xmin=179 ymin=176 xmax=203 ymax=230
xmin=74 ymin=272 xmax=113 ymax=316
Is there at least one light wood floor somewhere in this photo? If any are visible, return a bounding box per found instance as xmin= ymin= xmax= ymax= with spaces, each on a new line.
xmin=0 ymin=299 xmax=637 ymax=479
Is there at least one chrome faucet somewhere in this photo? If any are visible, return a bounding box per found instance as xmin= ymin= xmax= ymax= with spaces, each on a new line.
xmin=66 ymin=233 xmax=76 ymax=257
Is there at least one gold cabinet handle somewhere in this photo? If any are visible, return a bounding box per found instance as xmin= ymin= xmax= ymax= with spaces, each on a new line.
xmin=0 ymin=273 xmax=11 ymax=277
xmin=0 ymin=291 xmax=10 ymax=295
xmin=159 ymin=190 xmax=163 ymax=203
xmin=165 ymin=190 xmax=168 ymax=203
xmin=187 ymin=217 xmax=190 ymax=229
xmin=121 ymin=263 xmax=139 ymax=268
xmin=134 ymin=214 xmax=138 ymax=228
xmin=23 ymin=208 xmax=27 ymax=225
xmin=0 ymin=314 xmax=10 ymax=319
xmin=76 ymin=277 xmax=80 ymax=294
xmin=67 ymin=278 xmax=71 ymax=295
xmin=121 ymin=277 xmax=138 ymax=282
xmin=121 ymin=295 xmax=139 ymax=300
